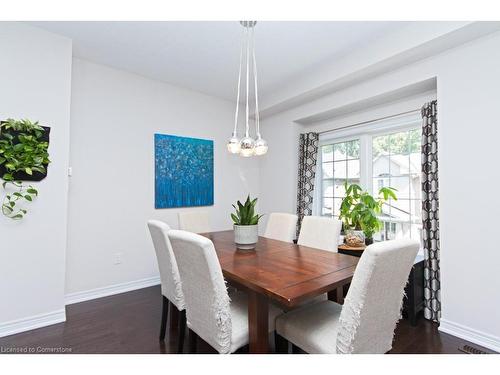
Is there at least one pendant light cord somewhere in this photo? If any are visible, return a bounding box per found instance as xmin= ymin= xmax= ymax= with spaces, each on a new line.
xmin=233 ymin=28 xmax=245 ymax=137
xmin=251 ymin=27 xmax=261 ymax=139
xmin=245 ymin=27 xmax=250 ymax=138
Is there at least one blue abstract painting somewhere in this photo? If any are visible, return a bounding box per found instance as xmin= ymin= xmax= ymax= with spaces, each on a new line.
xmin=155 ymin=134 xmax=214 ymax=208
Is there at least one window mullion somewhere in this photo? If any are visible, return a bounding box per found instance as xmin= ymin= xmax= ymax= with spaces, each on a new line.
xmin=360 ymin=134 xmax=371 ymax=193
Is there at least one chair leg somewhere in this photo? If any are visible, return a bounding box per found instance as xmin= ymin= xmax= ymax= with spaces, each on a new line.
xmin=274 ymin=332 xmax=289 ymax=354
xmin=177 ymin=310 xmax=187 ymax=353
xmin=188 ymin=329 xmax=198 ymax=353
xmin=169 ymin=301 xmax=180 ymax=334
xmin=159 ymin=296 xmax=169 ymax=341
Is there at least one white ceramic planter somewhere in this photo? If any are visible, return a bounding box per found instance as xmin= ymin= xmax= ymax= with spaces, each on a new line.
xmin=234 ymin=224 xmax=258 ymax=250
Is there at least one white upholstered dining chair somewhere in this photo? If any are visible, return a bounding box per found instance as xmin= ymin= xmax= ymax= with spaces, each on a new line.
xmin=147 ymin=220 xmax=187 ymax=352
xmin=263 ymin=213 xmax=298 ymax=243
xmin=275 ymin=239 xmax=419 ymax=354
xmin=167 ymin=229 xmax=282 ymax=354
xmin=297 ymin=216 xmax=342 ymax=252
xmin=178 ymin=211 xmax=211 ymax=233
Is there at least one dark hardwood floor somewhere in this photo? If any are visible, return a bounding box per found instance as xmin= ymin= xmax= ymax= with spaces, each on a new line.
xmin=0 ymin=285 xmax=489 ymax=354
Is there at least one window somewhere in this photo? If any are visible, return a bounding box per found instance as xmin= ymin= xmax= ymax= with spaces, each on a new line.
xmin=321 ymin=140 xmax=360 ymax=218
xmin=372 ymin=129 xmax=421 ymax=241
xmin=318 ymin=117 xmax=422 ymax=242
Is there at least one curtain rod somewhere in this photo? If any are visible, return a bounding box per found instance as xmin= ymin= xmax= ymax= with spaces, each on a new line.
xmin=317 ymin=108 xmax=421 ymax=135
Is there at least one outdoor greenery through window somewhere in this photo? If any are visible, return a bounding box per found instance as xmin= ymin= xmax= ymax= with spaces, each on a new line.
xmin=320 ymin=127 xmax=422 ymax=242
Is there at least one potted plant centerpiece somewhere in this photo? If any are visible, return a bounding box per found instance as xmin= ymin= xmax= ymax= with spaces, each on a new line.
xmin=231 ymin=195 xmax=263 ymax=250
xmin=339 ymin=183 xmax=397 ymax=246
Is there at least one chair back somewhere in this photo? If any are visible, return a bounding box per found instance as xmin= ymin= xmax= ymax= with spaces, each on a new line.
xmin=336 ymin=239 xmax=419 ymax=354
xmin=297 ymin=216 xmax=342 ymax=252
xmin=167 ymin=229 xmax=232 ymax=353
xmin=263 ymin=213 xmax=298 ymax=243
xmin=147 ymin=220 xmax=185 ymax=310
xmin=178 ymin=211 xmax=211 ymax=233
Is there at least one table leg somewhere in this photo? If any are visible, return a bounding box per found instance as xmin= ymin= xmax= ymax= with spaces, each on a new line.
xmin=328 ymin=287 xmax=345 ymax=305
xmin=247 ymin=290 xmax=269 ymax=353
xmin=337 ymin=287 xmax=345 ymax=304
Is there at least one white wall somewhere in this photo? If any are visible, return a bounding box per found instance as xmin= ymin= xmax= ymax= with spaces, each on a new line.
xmin=0 ymin=23 xmax=72 ymax=336
xmin=259 ymin=31 xmax=500 ymax=351
xmin=2 ymin=22 xmax=499 ymax=350
xmin=66 ymin=58 xmax=259 ymax=297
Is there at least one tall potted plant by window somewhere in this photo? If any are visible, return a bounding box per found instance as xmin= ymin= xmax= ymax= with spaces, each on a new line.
xmin=340 ymin=183 xmax=397 ymax=245
xmin=231 ymin=195 xmax=264 ymax=250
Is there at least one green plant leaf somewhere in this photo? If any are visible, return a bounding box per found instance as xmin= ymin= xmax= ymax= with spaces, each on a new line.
xmin=25 ymin=167 xmax=33 ymax=175
xmin=248 ymin=204 xmax=255 ymax=223
xmin=2 ymin=204 xmax=13 ymax=212
xmin=13 ymin=143 xmax=24 ymax=152
xmin=379 ymin=186 xmax=398 ymax=201
xmin=237 ymin=200 xmax=244 ymax=212
xmin=24 ymin=195 xmax=33 ymax=202
xmin=27 ymin=188 xmax=38 ymax=195
xmin=231 ymin=213 xmax=239 ymax=224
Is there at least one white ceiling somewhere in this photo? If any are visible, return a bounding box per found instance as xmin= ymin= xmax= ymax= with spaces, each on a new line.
xmin=29 ymin=21 xmax=411 ymax=102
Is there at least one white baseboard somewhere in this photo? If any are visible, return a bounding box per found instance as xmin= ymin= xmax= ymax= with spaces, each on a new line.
xmin=65 ymin=276 xmax=161 ymax=305
xmin=0 ymin=309 xmax=66 ymax=338
xmin=0 ymin=278 xmax=160 ymax=338
xmin=439 ymin=319 xmax=500 ymax=353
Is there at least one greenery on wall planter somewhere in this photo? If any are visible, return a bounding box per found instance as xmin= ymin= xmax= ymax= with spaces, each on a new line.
xmin=0 ymin=118 xmax=51 ymax=220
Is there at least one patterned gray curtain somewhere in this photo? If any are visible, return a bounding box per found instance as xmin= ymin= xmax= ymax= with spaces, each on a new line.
xmin=296 ymin=132 xmax=319 ymax=238
xmin=421 ymin=100 xmax=441 ymax=322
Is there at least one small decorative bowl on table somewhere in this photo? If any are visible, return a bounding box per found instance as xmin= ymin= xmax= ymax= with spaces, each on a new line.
xmin=338 ymin=243 xmax=367 ymax=258
xmin=344 ymin=230 xmax=365 ymax=247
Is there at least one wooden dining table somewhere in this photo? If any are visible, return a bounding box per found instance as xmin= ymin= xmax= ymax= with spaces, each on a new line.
xmin=201 ymin=230 xmax=359 ymax=353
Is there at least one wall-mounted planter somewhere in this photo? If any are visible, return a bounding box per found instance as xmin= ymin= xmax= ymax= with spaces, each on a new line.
xmin=1 ymin=119 xmax=51 ymax=220
xmin=0 ymin=123 xmax=51 ymax=182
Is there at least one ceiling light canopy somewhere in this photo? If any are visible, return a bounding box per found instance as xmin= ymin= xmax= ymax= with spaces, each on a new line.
xmin=227 ymin=21 xmax=267 ymax=157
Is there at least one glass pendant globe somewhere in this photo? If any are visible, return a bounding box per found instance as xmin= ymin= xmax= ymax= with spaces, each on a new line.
xmin=227 ymin=135 xmax=241 ymax=154
xmin=239 ymin=136 xmax=255 ymax=157
xmin=254 ymin=137 xmax=268 ymax=156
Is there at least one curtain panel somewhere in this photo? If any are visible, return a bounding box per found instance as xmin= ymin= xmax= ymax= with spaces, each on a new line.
xmin=296 ymin=132 xmax=319 ymax=238
xmin=421 ymin=100 xmax=441 ymax=322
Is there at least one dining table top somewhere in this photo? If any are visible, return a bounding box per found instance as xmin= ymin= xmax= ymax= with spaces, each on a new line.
xmin=201 ymin=230 xmax=359 ymax=308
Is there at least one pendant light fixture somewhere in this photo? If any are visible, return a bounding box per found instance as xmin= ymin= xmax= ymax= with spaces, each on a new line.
xmin=227 ymin=21 xmax=267 ymax=157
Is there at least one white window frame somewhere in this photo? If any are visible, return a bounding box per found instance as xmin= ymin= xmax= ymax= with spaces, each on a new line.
xmin=314 ymin=135 xmax=364 ymax=217
xmin=314 ymin=112 xmax=422 ymax=229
